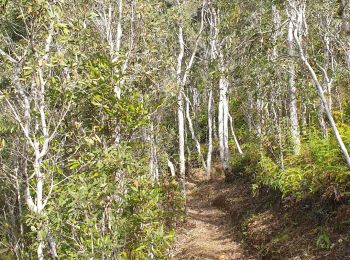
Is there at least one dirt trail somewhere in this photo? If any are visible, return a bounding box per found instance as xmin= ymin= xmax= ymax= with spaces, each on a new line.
xmin=173 ymin=169 xmax=350 ymax=260
xmin=173 ymin=171 xmax=257 ymax=260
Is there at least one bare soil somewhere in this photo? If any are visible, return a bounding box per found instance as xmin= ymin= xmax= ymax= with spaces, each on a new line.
xmin=173 ymin=168 xmax=350 ymax=260
xmin=173 ymin=169 xmax=257 ymax=260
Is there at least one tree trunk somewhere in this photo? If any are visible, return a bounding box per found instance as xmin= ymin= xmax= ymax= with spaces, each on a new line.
xmin=185 ymin=96 xmax=207 ymax=170
xmin=287 ymin=1 xmax=301 ymax=155
xmin=177 ymin=91 xmax=186 ymax=193
xmin=218 ymin=76 xmax=230 ymax=170
xmin=340 ymin=0 xmax=350 ymax=78
xmin=207 ymin=89 xmax=213 ymax=177
xmin=228 ymin=112 xmax=243 ymax=154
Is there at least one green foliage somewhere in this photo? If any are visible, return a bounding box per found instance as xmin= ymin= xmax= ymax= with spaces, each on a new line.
xmin=255 ymin=154 xmax=280 ymax=190
xmin=228 ymin=143 xmax=261 ymax=181
xmin=316 ymin=229 xmax=332 ymax=250
xmin=2 ymin=0 xmax=350 ymax=258
xmin=251 ymin=126 xmax=350 ymax=200
xmin=44 ymin=145 xmax=175 ymax=258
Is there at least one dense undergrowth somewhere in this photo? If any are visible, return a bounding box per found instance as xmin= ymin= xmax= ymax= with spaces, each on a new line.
xmin=229 ymin=122 xmax=350 ymax=203
xmin=224 ymin=109 xmax=350 ymax=257
xmin=1 ymin=142 xmax=183 ymax=259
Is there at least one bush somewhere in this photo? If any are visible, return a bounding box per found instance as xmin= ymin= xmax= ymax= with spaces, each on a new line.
xmin=228 ymin=124 xmax=350 ymax=202
xmin=227 ymin=143 xmax=261 ymax=181
xmin=253 ymin=126 xmax=350 ymax=200
xmin=41 ymin=145 xmax=176 ymax=259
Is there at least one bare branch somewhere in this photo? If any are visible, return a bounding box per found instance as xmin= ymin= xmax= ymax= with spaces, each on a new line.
xmin=0 ymin=48 xmax=17 ymax=63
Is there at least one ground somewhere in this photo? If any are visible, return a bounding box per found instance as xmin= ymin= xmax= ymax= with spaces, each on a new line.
xmin=172 ymin=169 xmax=256 ymax=260
xmin=172 ymin=168 xmax=350 ymax=260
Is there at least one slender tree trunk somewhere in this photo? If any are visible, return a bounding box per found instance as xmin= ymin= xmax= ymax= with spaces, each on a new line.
xmin=294 ymin=30 xmax=350 ymax=168
xmin=340 ymin=0 xmax=350 ymax=78
xmin=207 ymin=89 xmax=213 ymax=177
xmin=168 ymin=159 xmax=176 ymax=178
xmin=185 ymin=96 xmax=207 ymax=170
xmin=317 ymin=16 xmax=334 ymax=138
xmin=218 ymin=76 xmax=230 ymax=170
xmin=272 ymin=102 xmax=285 ymax=169
xmin=175 ymin=0 xmax=205 ymax=192
xmin=176 ymin=19 xmax=186 ymax=193
xmin=271 ymin=3 xmax=281 ymax=60
xmin=177 ymin=91 xmax=186 ymax=193
xmin=287 ymin=1 xmax=301 ymax=155
xmin=209 ymin=5 xmax=230 ymax=171
xmin=317 ymin=85 xmax=328 ymax=138
xmin=228 ymin=112 xmax=243 ymax=154
xmin=207 ymin=9 xmax=216 ymax=176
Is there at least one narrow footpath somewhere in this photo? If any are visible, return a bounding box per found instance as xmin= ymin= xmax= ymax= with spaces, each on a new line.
xmin=172 ymin=168 xmax=350 ymax=260
xmin=173 ymin=169 xmax=257 ymax=260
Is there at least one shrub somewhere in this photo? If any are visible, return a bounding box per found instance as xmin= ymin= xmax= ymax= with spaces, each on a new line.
xmin=42 ymin=145 xmax=176 ymax=259
xmin=252 ymin=126 xmax=350 ymax=200
xmin=227 ymin=143 xmax=261 ymax=181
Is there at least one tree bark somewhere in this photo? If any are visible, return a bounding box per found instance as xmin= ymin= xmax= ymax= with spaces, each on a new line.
xmin=218 ymin=76 xmax=230 ymax=170
xmin=340 ymin=0 xmax=350 ymax=78
xmin=228 ymin=112 xmax=243 ymax=154
xmin=206 ymin=89 xmax=213 ymax=177
xmin=210 ymin=5 xmax=230 ymax=171
xmin=287 ymin=0 xmax=301 ymax=155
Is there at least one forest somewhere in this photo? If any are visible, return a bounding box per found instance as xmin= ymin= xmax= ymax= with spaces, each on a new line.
xmin=1 ymin=0 xmax=350 ymax=259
